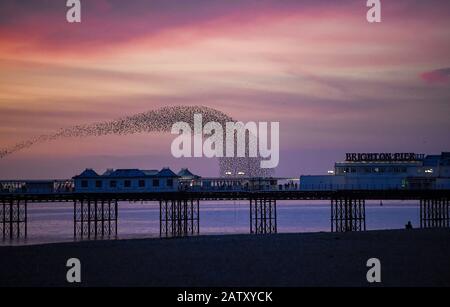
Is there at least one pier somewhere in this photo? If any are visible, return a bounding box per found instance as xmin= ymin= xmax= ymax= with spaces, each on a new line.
xmin=73 ymin=199 xmax=118 ymax=239
xmin=1 ymin=177 xmax=450 ymax=242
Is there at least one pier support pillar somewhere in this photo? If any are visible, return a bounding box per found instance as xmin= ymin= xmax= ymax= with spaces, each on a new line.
xmin=331 ymin=198 xmax=366 ymax=232
xmin=250 ymin=198 xmax=277 ymax=234
xmin=74 ymin=199 xmax=118 ymax=239
xmin=159 ymin=199 xmax=199 ymax=237
xmin=420 ymin=198 xmax=450 ymax=228
xmin=1 ymin=199 xmax=27 ymax=241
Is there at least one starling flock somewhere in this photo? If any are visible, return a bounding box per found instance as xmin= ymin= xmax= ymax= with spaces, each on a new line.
xmin=0 ymin=105 xmax=273 ymax=177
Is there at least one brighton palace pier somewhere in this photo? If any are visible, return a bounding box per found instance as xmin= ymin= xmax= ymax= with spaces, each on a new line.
xmin=1 ymin=152 xmax=449 ymax=241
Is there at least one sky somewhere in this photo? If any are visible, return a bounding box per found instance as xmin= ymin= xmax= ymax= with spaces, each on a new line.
xmin=0 ymin=0 xmax=449 ymax=179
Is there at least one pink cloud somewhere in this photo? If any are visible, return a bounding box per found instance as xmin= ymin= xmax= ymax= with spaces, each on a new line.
xmin=0 ymin=0 xmax=448 ymax=62
xmin=421 ymin=68 xmax=450 ymax=84
xmin=0 ymin=0 xmax=403 ymax=55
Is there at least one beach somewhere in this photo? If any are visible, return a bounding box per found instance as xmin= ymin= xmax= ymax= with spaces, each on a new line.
xmin=1 ymin=229 xmax=449 ymax=287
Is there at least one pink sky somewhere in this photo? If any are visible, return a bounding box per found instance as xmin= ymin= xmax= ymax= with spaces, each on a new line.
xmin=0 ymin=0 xmax=449 ymax=179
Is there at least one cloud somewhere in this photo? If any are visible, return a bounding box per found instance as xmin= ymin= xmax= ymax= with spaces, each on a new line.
xmin=420 ymin=68 xmax=450 ymax=84
xmin=0 ymin=0 xmax=364 ymax=55
xmin=1 ymin=0 xmax=450 ymax=177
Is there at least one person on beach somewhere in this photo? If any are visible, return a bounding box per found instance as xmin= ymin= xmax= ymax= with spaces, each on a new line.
xmin=405 ymin=221 xmax=413 ymax=229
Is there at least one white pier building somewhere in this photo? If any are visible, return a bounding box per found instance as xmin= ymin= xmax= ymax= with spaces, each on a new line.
xmin=300 ymin=152 xmax=450 ymax=190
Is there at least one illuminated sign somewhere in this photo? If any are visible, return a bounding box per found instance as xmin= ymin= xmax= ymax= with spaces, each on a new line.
xmin=345 ymin=153 xmax=425 ymax=162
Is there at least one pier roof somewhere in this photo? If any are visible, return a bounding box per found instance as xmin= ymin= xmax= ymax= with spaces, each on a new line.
xmin=73 ymin=169 xmax=99 ymax=178
xmin=108 ymin=169 xmax=147 ymax=177
xmin=157 ymin=168 xmax=178 ymax=177
xmin=177 ymin=168 xmax=200 ymax=179
xmin=73 ymin=167 xmax=180 ymax=179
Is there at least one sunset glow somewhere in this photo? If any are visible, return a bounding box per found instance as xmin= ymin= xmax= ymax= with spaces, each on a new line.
xmin=1 ymin=0 xmax=449 ymax=178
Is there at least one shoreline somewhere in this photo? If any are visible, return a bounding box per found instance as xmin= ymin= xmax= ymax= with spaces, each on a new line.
xmin=1 ymin=229 xmax=450 ymax=287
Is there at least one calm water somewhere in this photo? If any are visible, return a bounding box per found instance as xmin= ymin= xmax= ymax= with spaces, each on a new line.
xmin=2 ymin=200 xmax=420 ymax=245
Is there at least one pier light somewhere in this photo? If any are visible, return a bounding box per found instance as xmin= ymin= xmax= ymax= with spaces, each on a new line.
xmin=327 ymin=170 xmax=335 ymax=175
xmin=237 ymin=171 xmax=245 ymax=176
xmin=425 ymin=169 xmax=434 ymax=174
xmin=225 ymin=171 xmax=232 ymax=176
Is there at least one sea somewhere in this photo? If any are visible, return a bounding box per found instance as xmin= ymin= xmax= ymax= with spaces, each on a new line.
xmin=1 ymin=200 xmax=420 ymax=245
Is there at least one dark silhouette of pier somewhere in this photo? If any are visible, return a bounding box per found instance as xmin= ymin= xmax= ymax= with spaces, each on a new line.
xmin=1 ymin=178 xmax=449 ymax=241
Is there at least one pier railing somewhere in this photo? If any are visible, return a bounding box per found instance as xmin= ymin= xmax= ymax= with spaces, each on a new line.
xmin=0 ymin=178 xmax=449 ymax=196
xmin=0 ymin=180 xmax=74 ymax=194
